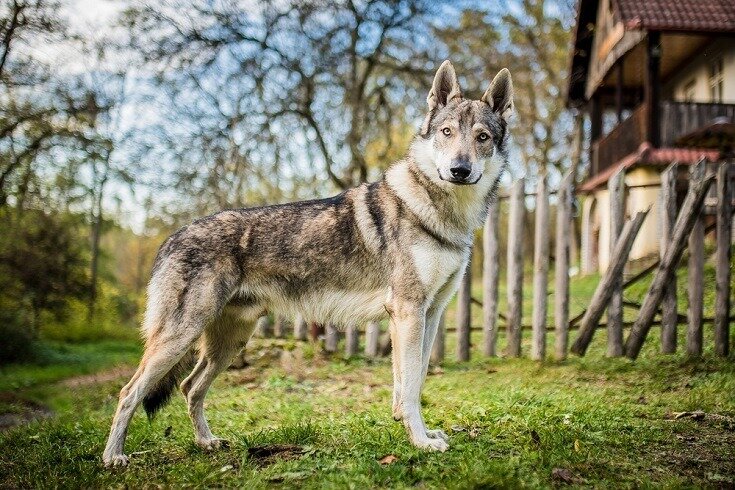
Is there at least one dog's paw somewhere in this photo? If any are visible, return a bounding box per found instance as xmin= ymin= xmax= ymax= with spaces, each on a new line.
xmin=413 ymin=436 xmax=449 ymax=452
xmin=196 ymin=437 xmax=230 ymax=451
xmin=425 ymin=428 xmax=449 ymax=442
xmin=103 ymin=453 xmax=129 ymax=468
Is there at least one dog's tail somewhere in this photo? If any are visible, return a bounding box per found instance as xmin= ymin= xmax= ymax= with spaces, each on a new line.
xmin=142 ymin=349 xmax=195 ymax=419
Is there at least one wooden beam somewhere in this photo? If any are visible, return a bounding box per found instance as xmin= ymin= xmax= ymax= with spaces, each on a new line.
xmin=293 ymin=315 xmax=308 ymax=341
xmin=531 ymin=175 xmax=550 ymax=361
xmin=365 ymin=321 xmax=380 ymax=358
xmin=714 ymin=161 xmax=732 ymax=357
xmin=506 ymin=179 xmax=525 ymax=357
xmin=645 ymin=31 xmax=661 ymax=147
xmin=456 ymin=258 xmax=472 ymax=362
xmin=482 ymin=197 xmax=500 ymax=357
xmin=660 ymin=163 xmax=678 ymax=353
xmin=624 ymin=172 xmax=715 ymax=359
xmin=554 ymin=173 xmax=573 ymax=360
xmin=607 ymin=168 xmax=625 ymax=357
xmin=686 ymin=161 xmax=705 ymax=357
xmin=571 ymin=209 xmax=649 ymax=356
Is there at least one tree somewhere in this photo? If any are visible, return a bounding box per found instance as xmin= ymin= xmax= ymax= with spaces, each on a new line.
xmin=121 ymin=0 xmax=446 ymax=221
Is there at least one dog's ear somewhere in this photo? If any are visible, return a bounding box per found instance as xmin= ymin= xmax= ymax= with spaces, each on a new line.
xmin=421 ymin=60 xmax=462 ymax=135
xmin=482 ymin=68 xmax=513 ymax=120
xmin=427 ymin=60 xmax=462 ymax=111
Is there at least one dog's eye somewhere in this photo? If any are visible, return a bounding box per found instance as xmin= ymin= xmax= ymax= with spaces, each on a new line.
xmin=477 ymin=132 xmax=490 ymax=142
xmin=442 ymin=127 xmax=451 ymax=136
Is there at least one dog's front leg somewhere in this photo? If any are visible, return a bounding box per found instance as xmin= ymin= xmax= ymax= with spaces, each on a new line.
xmin=389 ymin=298 xmax=449 ymax=452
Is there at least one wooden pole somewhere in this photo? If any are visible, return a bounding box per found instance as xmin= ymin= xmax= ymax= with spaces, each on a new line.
xmin=294 ymin=315 xmax=308 ymax=341
xmin=660 ymin=163 xmax=679 ymax=353
xmin=554 ymin=173 xmax=572 ymax=360
xmin=257 ymin=315 xmax=273 ymax=338
xmin=345 ymin=324 xmax=359 ymax=357
xmin=431 ymin=313 xmax=446 ymax=364
xmin=570 ymin=209 xmax=649 ymax=356
xmin=456 ymin=258 xmax=472 ymax=362
xmin=365 ymin=321 xmax=380 ymax=358
xmin=714 ymin=161 xmax=732 ymax=357
xmin=686 ymin=161 xmax=705 ymax=356
xmin=607 ymin=168 xmax=625 ymax=357
xmin=625 ymin=172 xmax=715 ymax=359
xmin=324 ymin=323 xmax=338 ymax=353
xmin=482 ymin=197 xmax=500 ymax=357
xmin=507 ymin=178 xmax=525 ymax=357
xmin=531 ymin=175 xmax=549 ymax=360
xmin=273 ymin=315 xmax=287 ymax=338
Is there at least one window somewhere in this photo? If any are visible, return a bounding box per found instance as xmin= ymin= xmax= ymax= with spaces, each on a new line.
xmin=709 ymin=58 xmax=724 ymax=102
xmin=683 ymin=79 xmax=696 ymax=102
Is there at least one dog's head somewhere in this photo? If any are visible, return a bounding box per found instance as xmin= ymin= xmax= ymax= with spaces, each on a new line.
xmin=415 ymin=60 xmax=513 ymax=186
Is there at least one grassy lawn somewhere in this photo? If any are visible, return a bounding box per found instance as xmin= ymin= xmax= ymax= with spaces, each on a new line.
xmin=1 ymin=259 xmax=734 ymax=488
xmin=1 ymin=328 xmax=734 ymax=488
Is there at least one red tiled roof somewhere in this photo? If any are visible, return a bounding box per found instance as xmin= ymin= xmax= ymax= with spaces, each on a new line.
xmin=578 ymin=143 xmax=721 ymax=192
xmin=616 ymin=0 xmax=735 ymax=33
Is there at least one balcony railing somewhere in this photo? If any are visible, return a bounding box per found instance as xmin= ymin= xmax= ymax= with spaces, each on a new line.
xmin=590 ymin=101 xmax=735 ymax=176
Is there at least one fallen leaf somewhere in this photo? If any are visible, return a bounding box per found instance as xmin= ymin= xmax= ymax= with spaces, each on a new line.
xmin=451 ymin=425 xmax=466 ymax=433
xmin=378 ymin=454 xmax=398 ymax=465
xmin=574 ymin=439 xmax=580 ymax=452
xmin=636 ymin=396 xmax=648 ymax=405
xmin=469 ymin=427 xmax=480 ymax=438
xmin=552 ymin=468 xmax=583 ymax=484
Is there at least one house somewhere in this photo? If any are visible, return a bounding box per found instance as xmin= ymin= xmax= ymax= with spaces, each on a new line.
xmin=566 ymin=0 xmax=735 ymax=274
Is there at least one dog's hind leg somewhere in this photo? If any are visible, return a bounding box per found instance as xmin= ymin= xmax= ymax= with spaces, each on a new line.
xmin=102 ymin=321 xmax=203 ymax=467
xmin=183 ymin=306 xmax=257 ymax=450
xmin=103 ymin=273 xmax=232 ymax=467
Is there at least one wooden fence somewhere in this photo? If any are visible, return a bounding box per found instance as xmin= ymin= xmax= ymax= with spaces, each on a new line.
xmin=252 ymin=160 xmax=733 ymax=361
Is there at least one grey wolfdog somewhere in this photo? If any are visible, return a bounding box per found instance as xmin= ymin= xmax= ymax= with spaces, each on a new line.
xmin=103 ymin=60 xmax=513 ymax=467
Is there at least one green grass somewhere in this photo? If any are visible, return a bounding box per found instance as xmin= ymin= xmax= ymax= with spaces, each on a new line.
xmin=0 ymin=340 xmax=141 ymax=392
xmin=1 ymin=329 xmax=733 ymax=488
xmin=1 ymin=263 xmax=733 ymax=488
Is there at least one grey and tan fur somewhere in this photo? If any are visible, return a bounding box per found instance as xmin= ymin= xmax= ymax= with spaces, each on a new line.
xmin=103 ymin=60 xmax=513 ymax=467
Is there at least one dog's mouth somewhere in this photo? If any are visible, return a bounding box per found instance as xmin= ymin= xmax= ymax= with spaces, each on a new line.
xmin=438 ymin=173 xmax=482 ymax=185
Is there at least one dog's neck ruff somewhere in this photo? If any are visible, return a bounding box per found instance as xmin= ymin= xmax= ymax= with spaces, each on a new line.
xmin=384 ymin=145 xmax=500 ymax=249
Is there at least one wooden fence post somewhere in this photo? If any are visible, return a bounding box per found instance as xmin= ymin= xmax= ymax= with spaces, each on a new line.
xmin=483 ymin=197 xmax=500 ymax=357
xmin=324 ymin=323 xmax=338 ymax=353
xmin=554 ymin=172 xmax=573 ymax=360
xmin=294 ymin=315 xmax=308 ymax=341
xmin=273 ymin=315 xmax=288 ymax=338
xmin=507 ymin=178 xmax=525 ymax=357
xmin=625 ymin=171 xmax=715 ymax=359
xmin=607 ymin=168 xmax=625 ymax=357
xmin=531 ymin=175 xmax=549 ymax=360
xmin=345 ymin=324 xmax=359 ymax=357
xmin=686 ymin=162 xmax=705 ymax=356
xmin=660 ymin=163 xmax=678 ymax=353
xmin=431 ymin=313 xmax=446 ymax=364
xmin=570 ymin=209 xmax=649 ymax=356
xmin=456 ymin=258 xmax=472 ymax=362
xmin=714 ymin=161 xmax=732 ymax=357
xmin=365 ymin=321 xmax=380 ymax=358
xmin=257 ymin=315 xmax=273 ymax=338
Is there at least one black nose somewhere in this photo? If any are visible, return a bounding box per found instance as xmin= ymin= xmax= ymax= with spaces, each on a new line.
xmin=449 ymin=166 xmax=471 ymax=180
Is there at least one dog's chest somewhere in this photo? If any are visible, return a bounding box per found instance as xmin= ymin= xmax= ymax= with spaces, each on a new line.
xmin=410 ymin=241 xmax=466 ymax=293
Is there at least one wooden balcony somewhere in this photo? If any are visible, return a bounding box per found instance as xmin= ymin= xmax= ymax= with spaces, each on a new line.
xmin=590 ymin=101 xmax=735 ymax=176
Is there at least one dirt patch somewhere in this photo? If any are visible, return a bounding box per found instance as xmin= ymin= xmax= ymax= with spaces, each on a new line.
xmin=0 ymin=392 xmax=53 ymax=431
xmin=60 ymin=365 xmax=135 ymax=388
xmin=652 ymin=415 xmax=735 ymax=486
xmin=247 ymin=444 xmax=305 ymax=466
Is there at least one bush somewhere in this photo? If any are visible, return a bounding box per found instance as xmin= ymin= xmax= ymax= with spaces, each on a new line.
xmin=0 ymin=308 xmax=37 ymax=365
